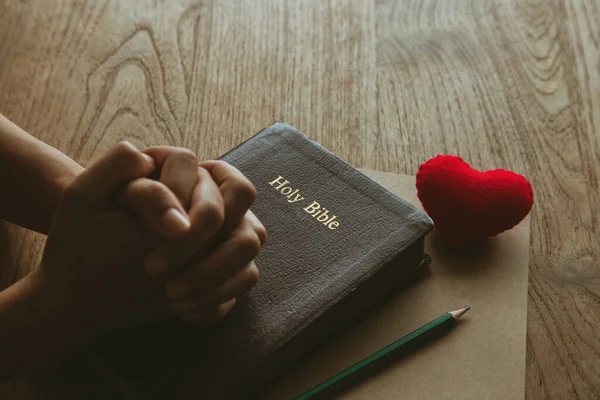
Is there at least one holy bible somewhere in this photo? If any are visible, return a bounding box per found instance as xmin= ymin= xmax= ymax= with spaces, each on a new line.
xmin=90 ymin=122 xmax=434 ymax=399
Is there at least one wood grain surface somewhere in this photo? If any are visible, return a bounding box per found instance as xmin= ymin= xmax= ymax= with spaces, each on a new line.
xmin=0 ymin=0 xmax=599 ymax=398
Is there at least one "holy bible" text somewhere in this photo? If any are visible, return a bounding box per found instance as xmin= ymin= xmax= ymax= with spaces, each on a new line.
xmin=268 ymin=175 xmax=341 ymax=230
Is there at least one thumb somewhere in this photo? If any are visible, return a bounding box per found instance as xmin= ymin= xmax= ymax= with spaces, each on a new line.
xmin=62 ymin=141 xmax=155 ymax=215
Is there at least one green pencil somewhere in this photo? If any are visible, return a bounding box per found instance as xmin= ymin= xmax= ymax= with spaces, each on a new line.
xmin=294 ymin=307 xmax=470 ymax=400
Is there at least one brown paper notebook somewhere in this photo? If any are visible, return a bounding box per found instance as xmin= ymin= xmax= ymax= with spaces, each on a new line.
xmin=89 ymin=123 xmax=434 ymax=399
xmin=83 ymin=170 xmax=528 ymax=400
xmin=262 ymin=170 xmax=530 ymax=400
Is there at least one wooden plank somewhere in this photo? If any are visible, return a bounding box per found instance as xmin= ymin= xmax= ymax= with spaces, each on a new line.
xmin=375 ymin=0 xmax=600 ymax=399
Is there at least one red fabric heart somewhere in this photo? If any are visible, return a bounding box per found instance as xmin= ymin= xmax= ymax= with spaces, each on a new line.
xmin=416 ymin=155 xmax=533 ymax=247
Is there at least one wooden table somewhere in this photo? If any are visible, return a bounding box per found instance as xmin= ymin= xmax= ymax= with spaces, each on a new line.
xmin=1 ymin=0 xmax=598 ymax=398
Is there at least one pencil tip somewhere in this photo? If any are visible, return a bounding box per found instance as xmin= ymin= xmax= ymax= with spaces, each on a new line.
xmin=450 ymin=307 xmax=470 ymax=320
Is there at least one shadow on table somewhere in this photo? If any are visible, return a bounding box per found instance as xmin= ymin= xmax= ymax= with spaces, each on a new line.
xmin=30 ymin=259 xmax=433 ymax=400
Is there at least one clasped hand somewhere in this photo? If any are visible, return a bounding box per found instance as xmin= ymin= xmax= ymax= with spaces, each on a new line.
xmin=37 ymin=141 xmax=266 ymax=340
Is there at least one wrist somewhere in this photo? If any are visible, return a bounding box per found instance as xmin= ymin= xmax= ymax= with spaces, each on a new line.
xmin=53 ymin=167 xmax=83 ymax=194
xmin=35 ymin=156 xmax=84 ymax=234
xmin=50 ymin=165 xmax=83 ymax=214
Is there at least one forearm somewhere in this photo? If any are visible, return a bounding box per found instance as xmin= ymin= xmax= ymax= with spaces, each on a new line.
xmin=0 ymin=114 xmax=83 ymax=234
xmin=0 ymin=270 xmax=78 ymax=379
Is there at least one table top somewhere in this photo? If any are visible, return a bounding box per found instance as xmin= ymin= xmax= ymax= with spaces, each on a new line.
xmin=1 ymin=0 xmax=598 ymax=398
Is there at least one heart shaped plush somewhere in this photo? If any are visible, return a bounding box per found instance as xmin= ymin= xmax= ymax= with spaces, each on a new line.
xmin=416 ymin=155 xmax=533 ymax=247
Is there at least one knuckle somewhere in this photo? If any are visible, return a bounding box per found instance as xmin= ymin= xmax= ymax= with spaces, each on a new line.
xmin=196 ymin=200 xmax=225 ymax=230
xmin=211 ymin=160 xmax=230 ymax=170
xmin=173 ymin=148 xmax=198 ymax=163
xmin=113 ymin=141 xmax=139 ymax=158
xmin=142 ymin=180 xmax=170 ymax=202
xmin=245 ymin=263 xmax=260 ymax=286
xmin=196 ymin=166 xmax=212 ymax=183
xmin=238 ymin=232 xmax=262 ymax=257
xmin=245 ymin=210 xmax=267 ymax=244
xmin=255 ymin=223 xmax=267 ymax=245
xmin=124 ymin=179 xmax=173 ymax=211
xmin=113 ymin=141 xmax=148 ymax=173
xmin=231 ymin=179 xmax=257 ymax=207
xmin=149 ymin=179 xmax=168 ymax=194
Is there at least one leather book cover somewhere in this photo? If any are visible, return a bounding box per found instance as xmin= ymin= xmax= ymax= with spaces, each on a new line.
xmin=88 ymin=122 xmax=434 ymax=399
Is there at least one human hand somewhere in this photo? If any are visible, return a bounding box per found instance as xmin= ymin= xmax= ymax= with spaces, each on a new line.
xmin=118 ymin=147 xmax=266 ymax=325
xmin=0 ymin=141 xmax=263 ymax=378
xmin=35 ymin=142 xmax=179 ymax=344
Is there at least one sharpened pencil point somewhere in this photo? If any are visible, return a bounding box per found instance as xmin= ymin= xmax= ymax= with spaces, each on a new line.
xmin=450 ymin=307 xmax=470 ymax=320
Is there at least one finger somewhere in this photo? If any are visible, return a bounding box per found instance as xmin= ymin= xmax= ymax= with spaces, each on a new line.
xmin=180 ymin=299 xmax=236 ymax=325
xmin=63 ymin=141 xmax=155 ymax=214
xmin=189 ymin=210 xmax=266 ymax=265
xmin=170 ymin=261 xmax=259 ymax=313
xmin=144 ymin=167 xmax=225 ymax=275
xmin=165 ymin=219 xmax=262 ymax=299
xmin=245 ymin=210 xmax=267 ymax=245
xmin=142 ymin=146 xmax=196 ymax=169
xmin=172 ymin=262 xmax=259 ymax=315
xmin=143 ymin=147 xmax=199 ymax=209
xmin=198 ymin=160 xmax=257 ymax=232
xmin=116 ymin=178 xmax=191 ymax=239
xmin=192 ymin=160 xmax=260 ymax=262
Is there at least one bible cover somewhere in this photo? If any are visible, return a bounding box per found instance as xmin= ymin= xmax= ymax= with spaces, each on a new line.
xmin=91 ymin=122 xmax=434 ymax=399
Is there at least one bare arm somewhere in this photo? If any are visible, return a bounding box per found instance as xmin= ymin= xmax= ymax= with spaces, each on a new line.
xmin=0 ymin=142 xmax=161 ymax=379
xmin=0 ymin=114 xmax=83 ymax=233
xmin=0 ymin=269 xmax=81 ymax=378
